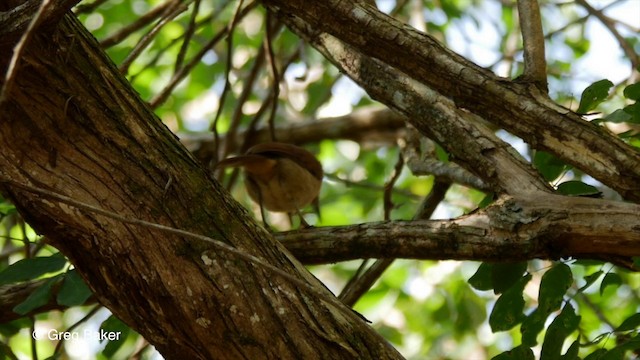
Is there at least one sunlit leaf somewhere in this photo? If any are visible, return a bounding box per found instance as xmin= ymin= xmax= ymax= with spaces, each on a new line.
xmin=101 ymin=315 xmax=131 ymax=357
xmin=533 ymin=151 xmax=567 ymax=182
xmin=556 ymin=181 xmax=601 ymax=197
xmin=57 ymin=269 xmax=93 ymax=307
xmin=577 ymin=79 xmax=613 ymax=114
xmin=600 ymin=272 xmax=622 ymax=296
xmin=0 ymin=253 xmax=66 ymax=285
xmin=599 ymin=335 xmax=640 ymax=360
xmin=616 ymin=313 xmax=640 ymax=332
xmin=623 ymin=83 xmax=640 ymax=100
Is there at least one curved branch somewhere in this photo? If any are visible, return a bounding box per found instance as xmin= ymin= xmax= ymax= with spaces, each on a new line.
xmin=575 ymin=0 xmax=640 ymax=73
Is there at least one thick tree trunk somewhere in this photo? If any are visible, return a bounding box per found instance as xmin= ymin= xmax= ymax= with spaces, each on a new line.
xmin=0 ymin=11 xmax=402 ymax=360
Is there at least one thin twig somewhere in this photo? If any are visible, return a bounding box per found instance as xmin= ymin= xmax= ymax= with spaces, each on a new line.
xmin=383 ymin=151 xmax=405 ymax=220
xmin=149 ymin=2 xmax=258 ymax=108
xmin=210 ymin=0 xmax=248 ymax=163
xmin=0 ymin=0 xmax=54 ymax=104
xmin=73 ymin=0 xmax=110 ymax=14
xmin=264 ymin=12 xmax=281 ymax=141
xmin=53 ymin=305 xmax=102 ymax=355
xmin=338 ymin=180 xmax=450 ymax=306
xmin=100 ymin=0 xmax=176 ymax=48
xmin=575 ymin=0 xmax=639 ymax=74
xmin=119 ymin=0 xmax=190 ymax=74
xmin=220 ymin=43 xmax=266 ymax=162
xmin=175 ymin=0 xmax=201 ymax=72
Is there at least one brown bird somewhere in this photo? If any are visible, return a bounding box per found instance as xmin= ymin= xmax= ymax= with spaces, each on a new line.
xmin=216 ymin=142 xmax=323 ymax=228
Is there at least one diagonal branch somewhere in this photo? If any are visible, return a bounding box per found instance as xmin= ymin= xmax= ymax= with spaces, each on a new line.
xmin=259 ymin=0 xmax=640 ymax=201
xmin=575 ymin=0 xmax=639 ymax=74
xmin=278 ymin=12 xmax=550 ymax=196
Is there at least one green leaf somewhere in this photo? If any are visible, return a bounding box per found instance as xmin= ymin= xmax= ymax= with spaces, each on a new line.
xmin=623 ymin=83 xmax=640 ymax=100
xmin=533 ymin=151 xmax=567 ymax=182
xmin=577 ymin=79 xmax=613 ymax=114
xmin=435 ymin=143 xmax=450 ymax=163
xmin=577 ymin=270 xmax=603 ymax=293
xmin=492 ymin=344 xmax=535 ymax=360
xmin=13 ymin=276 xmax=60 ymax=315
xmin=521 ymin=309 xmax=546 ymax=346
xmin=623 ymin=102 xmax=640 ymax=124
xmin=0 ymin=253 xmax=66 ymax=285
xmin=521 ymin=263 xmax=573 ymax=347
xmin=600 ymin=335 xmax=640 ymax=360
xmin=616 ymin=313 xmax=640 ymax=332
xmin=604 ymin=108 xmax=632 ymax=123
xmin=492 ymin=262 xmax=528 ymax=294
xmin=0 ymin=318 xmax=31 ymax=337
xmin=556 ymin=181 xmax=601 ymax=197
xmin=538 ymin=263 xmax=572 ymax=313
xmin=0 ymin=201 xmax=16 ymax=215
xmin=540 ymin=303 xmax=581 ymax=360
xmin=469 ymin=262 xmax=493 ymax=291
xmin=489 ymin=274 xmax=531 ymax=332
xmin=600 ymin=272 xmax=622 ymax=295
xmin=101 ymin=315 xmax=131 ymax=357
xmin=57 ymin=270 xmax=93 ymax=307
xmin=478 ymin=193 xmax=496 ymax=209
xmin=561 ymin=339 xmax=580 ymax=360
xmin=584 ymin=349 xmax=607 ymax=360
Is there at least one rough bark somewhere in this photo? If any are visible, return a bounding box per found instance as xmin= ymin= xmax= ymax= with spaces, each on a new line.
xmin=2 ymin=0 xmax=640 ymax=358
xmin=0 ymin=11 xmax=402 ymax=360
xmin=278 ymin=194 xmax=640 ymax=266
xmin=259 ymin=0 xmax=640 ymax=201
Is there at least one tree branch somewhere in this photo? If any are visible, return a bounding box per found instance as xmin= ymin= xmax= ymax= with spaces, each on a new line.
xmin=277 ymin=194 xmax=640 ymax=269
xmin=575 ymin=0 xmax=640 ymax=74
xmin=277 ymin=12 xmax=551 ymax=196
xmin=0 ymin=12 xmax=403 ymax=359
xmin=0 ymin=278 xmax=97 ymax=323
xmin=182 ymin=106 xmax=407 ymax=162
xmin=260 ymin=0 xmax=640 ymax=201
xmin=517 ymin=0 xmax=548 ymax=91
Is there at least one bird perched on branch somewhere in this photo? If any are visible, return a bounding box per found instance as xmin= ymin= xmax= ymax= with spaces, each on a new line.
xmin=215 ymin=142 xmax=323 ymax=228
